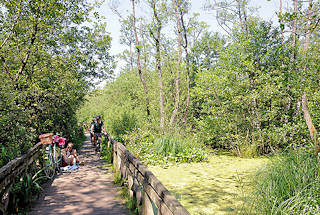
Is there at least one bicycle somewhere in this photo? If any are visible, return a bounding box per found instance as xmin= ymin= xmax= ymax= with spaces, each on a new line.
xmin=44 ymin=137 xmax=63 ymax=179
xmin=93 ymin=133 xmax=105 ymax=155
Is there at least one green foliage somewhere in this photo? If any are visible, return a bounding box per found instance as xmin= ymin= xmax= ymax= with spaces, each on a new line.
xmin=113 ymin=171 xmax=123 ymax=185
xmin=154 ymin=137 xmax=184 ymax=157
xmin=101 ymin=139 xmax=112 ymax=163
xmin=111 ymin=112 xmax=137 ymax=137
xmin=0 ymin=0 xmax=113 ymax=167
xmin=78 ymin=0 xmax=320 ymax=162
xmin=71 ymin=131 xmax=86 ymax=151
xmin=192 ymin=20 xmax=312 ymax=154
xmin=154 ymin=136 xmax=208 ymax=163
xmin=9 ymin=167 xmax=49 ymax=213
xmin=115 ymin=176 xmax=139 ymax=215
xmin=122 ymin=132 xmax=208 ymax=166
xmin=250 ymin=151 xmax=320 ymax=214
xmin=119 ymin=183 xmax=138 ymax=214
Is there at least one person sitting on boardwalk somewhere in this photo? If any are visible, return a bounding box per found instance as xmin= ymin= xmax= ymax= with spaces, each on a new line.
xmin=62 ymin=143 xmax=80 ymax=166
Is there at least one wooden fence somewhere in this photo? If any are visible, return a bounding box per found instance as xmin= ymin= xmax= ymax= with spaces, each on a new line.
xmin=0 ymin=142 xmax=43 ymax=214
xmin=107 ymin=135 xmax=190 ymax=215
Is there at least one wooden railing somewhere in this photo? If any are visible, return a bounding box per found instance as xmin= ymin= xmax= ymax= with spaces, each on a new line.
xmin=0 ymin=142 xmax=43 ymax=214
xmin=107 ymin=135 xmax=190 ymax=215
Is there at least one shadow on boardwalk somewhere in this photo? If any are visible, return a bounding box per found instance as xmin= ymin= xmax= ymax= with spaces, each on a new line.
xmin=29 ymin=135 xmax=129 ymax=215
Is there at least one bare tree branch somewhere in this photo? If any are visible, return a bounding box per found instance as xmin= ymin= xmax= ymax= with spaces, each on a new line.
xmin=14 ymin=22 xmax=38 ymax=82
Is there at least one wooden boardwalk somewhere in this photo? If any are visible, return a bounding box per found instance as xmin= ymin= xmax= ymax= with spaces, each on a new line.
xmin=29 ymin=135 xmax=129 ymax=215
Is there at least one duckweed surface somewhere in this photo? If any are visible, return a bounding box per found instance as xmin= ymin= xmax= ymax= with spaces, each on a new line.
xmin=149 ymin=154 xmax=268 ymax=215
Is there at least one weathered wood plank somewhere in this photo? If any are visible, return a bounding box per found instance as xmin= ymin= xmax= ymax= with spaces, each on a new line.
xmin=142 ymin=190 xmax=154 ymax=215
xmin=144 ymin=182 xmax=172 ymax=215
xmin=0 ymin=142 xmax=42 ymax=182
xmin=0 ymin=143 xmax=42 ymax=190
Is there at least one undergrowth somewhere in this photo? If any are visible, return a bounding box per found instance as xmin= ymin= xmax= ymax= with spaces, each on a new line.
xmin=8 ymin=164 xmax=49 ymax=214
xmin=112 ymin=169 xmax=139 ymax=215
xmin=101 ymin=138 xmax=112 ymax=163
xmin=121 ymin=129 xmax=208 ymax=166
xmin=247 ymin=150 xmax=320 ymax=214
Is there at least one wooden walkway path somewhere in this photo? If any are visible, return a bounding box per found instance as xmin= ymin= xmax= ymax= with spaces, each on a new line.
xmin=29 ymin=135 xmax=129 ymax=215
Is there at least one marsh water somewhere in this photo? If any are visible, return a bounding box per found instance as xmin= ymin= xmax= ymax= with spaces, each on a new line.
xmin=149 ymin=153 xmax=268 ymax=215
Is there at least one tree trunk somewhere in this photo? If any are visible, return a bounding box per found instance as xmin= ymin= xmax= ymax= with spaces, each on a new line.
xmin=151 ymin=0 xmax=165 ymax=133
xmin=236 ymin=0 xmax=244 ymax=32
xmin=301 ymin=93 xmax=320 ymax=155
xmin=170 ymin=0 xmax=182 ymax=126
xmin=179 ymin=6 xmax=190 ymax=124
xmin=290 ymin=0 xmax=298 ymax=62
xmin=304 ymin=0 xmax=313 ymax=51
xmin=279 ymin=0 xmax=284 ymax=38
xmin=131 ymin=0 xmax=150 ymax=116
xmin=241 ymin=0 xmax=249 ymax=34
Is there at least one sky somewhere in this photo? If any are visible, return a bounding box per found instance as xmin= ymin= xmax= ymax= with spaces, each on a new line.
xmin=96 ymin=0 xmax=280 ymax=55
xmin=93 ymin=0 xmax=283 ymax=84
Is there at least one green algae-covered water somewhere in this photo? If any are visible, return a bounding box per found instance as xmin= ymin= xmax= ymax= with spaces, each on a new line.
xmin=149 ymin=154 xmax=268 ymax=215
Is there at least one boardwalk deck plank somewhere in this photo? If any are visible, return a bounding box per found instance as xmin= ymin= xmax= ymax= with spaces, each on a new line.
xmin=29 ymin=135 xmax=129 ymax=215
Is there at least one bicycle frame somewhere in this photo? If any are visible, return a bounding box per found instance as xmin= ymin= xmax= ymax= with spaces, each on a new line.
xmin=94 ymin=133 xmax=103 ymax=153
xmin=44 ymin=142 xmax=62 ymax=178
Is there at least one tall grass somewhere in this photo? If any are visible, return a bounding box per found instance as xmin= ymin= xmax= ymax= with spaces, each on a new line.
xmin=154 ymin=136 xmax=208 ymax=163
xmin=154 ymin=137 xmax=184 ymax=157
xmin=251 ymin=151 xmax=320 ymax=214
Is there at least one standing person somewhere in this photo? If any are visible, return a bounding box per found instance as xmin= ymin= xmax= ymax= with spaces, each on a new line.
xmin=90 ymin=115 xmax=107 ymax=149
xmin=89 ymin=118 xmax=96 ymax=145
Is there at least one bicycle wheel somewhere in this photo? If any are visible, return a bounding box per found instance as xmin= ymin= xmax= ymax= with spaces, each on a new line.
xmin=95 ymin=140 xmax=99 ymax=152
xmin=53 ymin=144 xmax=61 ymax=174
xmin=44 ymin=145 xmax=55 ymax=179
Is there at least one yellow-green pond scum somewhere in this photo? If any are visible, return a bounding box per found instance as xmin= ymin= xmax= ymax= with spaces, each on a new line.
xmin=149 ymin=154 xmax=268 ymax=215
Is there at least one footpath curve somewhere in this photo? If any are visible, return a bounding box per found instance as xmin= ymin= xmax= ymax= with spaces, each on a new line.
xmin=29 ymin=134 xmax=129 ymax=215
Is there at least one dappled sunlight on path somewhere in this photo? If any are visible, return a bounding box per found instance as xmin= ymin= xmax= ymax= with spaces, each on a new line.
xmin=29 ymin=135 xmax=129 ymax=215
xmin=149 ymin=154 xmax=268 ymax=215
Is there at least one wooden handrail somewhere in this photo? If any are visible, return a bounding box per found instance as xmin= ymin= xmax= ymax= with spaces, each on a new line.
xmin=107 ymin=135 xmax=190 ymax=215
xmin=0 ymin=142 xmax=43 ymax=214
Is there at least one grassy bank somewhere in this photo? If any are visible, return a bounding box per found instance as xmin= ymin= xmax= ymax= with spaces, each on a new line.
xmin=149 ymin=152 xmax=268 ymax=214
xmin=249 ymin=151 xmax=320 ymax=214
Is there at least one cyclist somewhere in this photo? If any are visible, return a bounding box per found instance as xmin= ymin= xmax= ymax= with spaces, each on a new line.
xmin=90 ymin=115 xmax=106 ymax=150
xmin=89 ymin=118 xmax=96 ymax=145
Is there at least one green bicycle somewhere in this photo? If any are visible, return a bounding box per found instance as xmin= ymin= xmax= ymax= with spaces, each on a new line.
xmin=44 ymin=143 xmax=61 ymax=178
xmin=41 ymin=134 xmax=65 ymax=179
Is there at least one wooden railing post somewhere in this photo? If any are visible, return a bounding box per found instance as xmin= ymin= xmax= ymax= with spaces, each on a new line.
xmin=109 ymin=137 xmax=114 ymax=164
